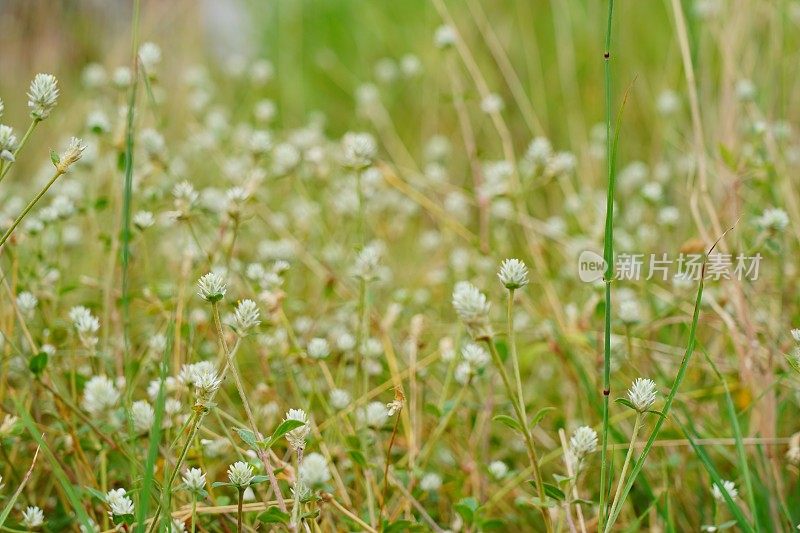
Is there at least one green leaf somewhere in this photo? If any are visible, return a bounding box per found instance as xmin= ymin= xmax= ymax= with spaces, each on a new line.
xmin=614 ymin=397 xmax=635 ymax=410
xmin=84 ymin=486 xmax=107 ymax=502
xmin=235 ymin=427 xmax=259 ymax=450
xmin=348 ymin=449 xmax=368 ymax=468
xmin=493 ymin=414 xmax=523 ymax=433
xmin=455 ymin=497 xmax=479 ymax=525
xmin=527 ymin=497 xmax=557 ymax=508
xmin=267 ymin=419 xmax=305 ymax=447
xmin=258 ymin=506 xmax=290 ymax=524
xmin=530 ymin=406 xmax=555 ymax=427
xmin=250 ymin=475 xmax=270 ymax=485
xmin=212 ymin=481 xmax=233 ymax=488
xmin=50 ymin=150 xmax=60 ymax=166
xmin=543 ymin=483 xmax=565 ymax=501
xmin=28 ymin=351 xmax=48 ymax=376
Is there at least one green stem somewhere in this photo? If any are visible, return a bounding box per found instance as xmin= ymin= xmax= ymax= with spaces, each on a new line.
xmin=0 ymin=119 xmax=39 ymax=185
xmin=291 ymin=448 xmax=304 ymax=529
xmin=0 ymin=168 xmax=64 ymax=250
xmin=598 ymin=0 xmax=616 ymax=529
xmin=507 ymin=288 xmax=527 ymax=422
xmin=604 ymin=413 xmax=641 ymax=532
xmin=484 ymin=339 xmax=552 ymax=533
xmin=237 ymin=488 xmax=244 ymax=533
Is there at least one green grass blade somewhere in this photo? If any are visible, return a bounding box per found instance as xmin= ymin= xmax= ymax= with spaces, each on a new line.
xmin=14 ymin=400 xmax=93 ymax=530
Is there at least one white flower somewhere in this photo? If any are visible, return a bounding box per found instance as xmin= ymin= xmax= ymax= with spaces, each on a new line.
xmin=735 ymin=79 xmax=756 ymax=101
xmin=106 ymin=488 xmax=134 ymax=516
xmin=498 ymin=258 xmax=529 ymax=289
xmin=792 ymin=329 xmax=800 ymax=343
xmin=434 ymin=25 xmax=457 ymax=48
xmin=138 ymin=42 xmax=162 ymax=70
xmin=419 ymin=472 xmax=442 ymax=492
xmin=112 ymin=67 xmax=133 ymax=88
xmin=22 ymin=506 xmax=44 ymax=528
xmin=193 ymin=366 xmax=221 ymax=405
xmin=353 ymin=242 xmax=382 ymax=280
xmin=82 ymin=375 xmax=120 ymax=416
xmin=489 ymin=460 xmax=508 ymax=479
xmin=657 ymin=90 xmax=680 ymax=115
xmin=16 ymin=291 xmax=38 ymax=315
xmin=140 ymin=128 xmax=165 ymax=158
xmin=284 ymin=408 xmax=310 ymax=450
xmin=480 ymin=93 xmax=504 ymax=114
xmin=452 ymin=281 xmax=492 ymax=339
xmin=173 ymin=181 xmax=199 ymax=208
xmin=756 ymin=207 xmax=789 ymax=232
xmin=197 ymin=272 xmax=226 ymax=302
xmin=341 ymin=132 xmax=377 ymax=169
xmin=461 ymin=343 xmax=489 ymax=369
xmin=182 ymin=467 xmax=207 ymax=492
xmin=299 ymin=452 xmax=331 ymax=487
xmin=627 ymin=378 xmax=658 ymax=413
xmin=0 ymin=124 xmax=17 ymax=152
xmin=234 ymin=299 xmax=260 ymax=333
xmin=133 ymin=210 xmax=155 ymax=230
xmin=618 ymin=299 xmax=641 ymax=325
xmin=525 ymin=137 xmax=552 ymax=165
xmin=307 ymin=338 xmax=330 ymax=359
xmin=272 ymin=143 xmax=301 ymax=175
xmin=79 ymin=518 xmax=100 ymax=533
xmin=360 ymin=401 xmax=389 ymax=428
xmin=711 ymin=480 xmax=738 ymax=502
xmin=227 ymin=461 xmax=254 ymax=487
xmin=28 ymin=73 xmax=59 ymax=120
xmin=329 ymin=388 xmax=351 ymax=409
xmin=569 ymin=426 xmax=598 ymax=459
xmin=69 ymin=306 xmax=100 ymax=348
xmin=56 ymin=137 xmax=87 ymax=173
xmin=131 ymin=400 xmax=155 ymax=433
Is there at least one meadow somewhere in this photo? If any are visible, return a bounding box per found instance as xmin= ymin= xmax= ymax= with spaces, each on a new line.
xmin=0 ymin=0 xmax=799 ymax=531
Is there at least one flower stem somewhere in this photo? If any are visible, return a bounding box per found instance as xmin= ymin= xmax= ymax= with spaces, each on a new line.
xmin=0 ymin=168 xmax=65 ymax=250
xmin=506 ymin=288 xmax=528 ymax=423
xmin=0 ymin=118 xmax=39 ymax=185
xmin=604 ymin=413 xmax=641 ymax=532
xmin=237 ymin=488 xmax=244 ymax=533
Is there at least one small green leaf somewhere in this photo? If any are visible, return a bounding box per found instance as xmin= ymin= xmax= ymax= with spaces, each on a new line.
xmin=455 ymin=497 xmax=479 ymax=525
xmin=530 ymin=407 xmax=556 ymax=427
xmin=493 ymin=414 xmax=523 ymax=433
xmin=268 ymin=419 xmax=305 ymax=446
xmin=527 ymin=497 xmax=557 ymax=508
xmin=348 ymin=449 xmax=367 ymax=468
xmin=211 ymin=481 xmax=232 ymax=488
xmin=29 ymin=352 xmax=48 ymax=376
xmin=235 ymin=428 xmax=259 ymax=450
xmin=250 ymin=475 xmax=270 ymax=485
xmin=84 ymin=486 xmax=107 ymax=501
xmin=543 ymin=483 xmax=565 ymax=501
xmin=614 ymin=397 xmax=635 ymax=410
xmin=258 ymin=506 xmax=290 ymax=524
xmin=50 ymin=150 xmax=60 ymax=166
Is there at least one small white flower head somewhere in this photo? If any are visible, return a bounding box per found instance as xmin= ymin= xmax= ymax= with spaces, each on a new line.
xmin=106 ymin=488 xmax=134 ymax=516
xmin=79 ymin=518 xmax=100 ymax=533
xmin=227 ymin=460 xmax=255 ymax=487
xmin=69 ymin=305 xmax=100 ymax=348
xmin=307 ymin=337 xmax=330 ymax=359
xmin=525 ymin=137 xmax=552 ymax=165
xmin=272 ymin=143 xmax=301 ymax=175
xmin=28 ymin=73 xmax=59 ymax=120
xmin=480 ymin=93 xmax=504 ymax=114
xmin=0 ymin=97 xmax=3 ymax=118
xmin=82 ymin=375 xmax=120 ymax=416
xmin=461 ymin=343 xmax=489 ymax=370
xmin=131 ymin=400 xmax=155 ymax=433
xmin=419 ymin=472 xmax=442 ymax=492
xmin=284 ymin=408 xmax=310 ymax=451
xmin=16 ymin=291 xmax=38 ymax=316
xmin=360 ymin=401 xmax=389 ymax=428
xmin=0 ymin=124 xmax=17 ymax=153
xmin=488 ymin=460 xmax=509 ymax=479
xmin=299 ymin=452 xmax=331 ymax=487
xmin=56 ymin=137 xmax=87 ymax=173
xmin=386 ymin=399 xmax=403 ymax=417
xmin=569 ymin=426 xmax=598 ymax=460
xmin=138 ymin=42 xmax=162 ymax=71
xmin=171 ymin=519 xmax=187 ymax=533
xmin=140 ymin=128 xmax=166 ymax=159
xmin=786 ymin=446 xmax=800 ymax=465
xmin=452 ymin=281 xmax=493 ymax=339
xmin=193 ymin=367 xmax=221 ymax=406
xmin=711 ymin=479 xmax=738 ymax=502
xmin=133 ymin=210 xmax=155 ymax=230
xmin=182 ymin=467 xmax=207 ymax=492
xmin=498 ymin=258 xmax=529 ymax=290
xmin=434 ymin=25 xmax=457 ymax=48
xmin=112 ymin=66 xmax=133 ymax=89
xmin=618 ymin=299 xmax=641 ymax=325
xmin=352 ymin=242 xmax=382 ymax=280
xmin=197 ymin=272 xmax=226 ymax=302
xmin=792 ymin=329 xmax=800 ymax=343
xmin=341 ymin=131 xmax=377 ymax=169
xmin=627 ymin=378 xmax=658 ymax=413
xmin=173 ymin=181 xmax=199 ymax=210
xmin=756 ymin=207 xmax=789 ymax=232
xmin=22 ymin=506 xmax=44 ymax=528
xmin=329 ymin=388 xmax=351 ymax=409
xmin=735 ymin=79 xmax=756 ymax=101
xmin=234 ymin=299 xmax=261 ymax=334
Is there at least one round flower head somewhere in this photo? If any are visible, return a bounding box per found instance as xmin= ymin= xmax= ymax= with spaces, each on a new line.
xmin=498 ymin=258 xmax=529 ymax=290
xmin=307 ymin=337 xmax=330 ymax=359
xmin=138 ymin=42 xmax=162 ymax=71
xmin=461 ymin=343 xmax=489 ymax=369
xmin=28 ymin=73 xmax=59 ymax=120
xmin=756 ymin=207 xmax=789 ymax=232
xmin=360 ymin=401 xmax=389 ymax=428
xmin=82 ymin=375 xmax=120 ymax=416
xmin=0 ymin=124 xmax=17 ymax=153
xmin=131 ymin=400 xmax=155 ymax=433
xmin=55 ymin=137 xmax=87 ymax=173
xmin=452 ymin=281 xmax=493 ymax=339
xmin=182 ymin=467 xmax=207 ymax=492
xmin=419 ymin=472 xmax=442 ymax=492
xmin=434 ymin=25 xmax=457 ymax=48
xmin=197 ymin=272 xmax=226 ymax=302
xmin=627 ymin=378 xmax=657 ymax=413
xmin=106 ymin=488 xmax=134 ymax=516
xmin=227 ymin=461 xmax=254 ymax=487
xmin=329 ymin=388 xmax=351 ymax=409
xmin=569 ymin=426 xmax=598 ymax=459
xmin=133 ymin=210 xmax=155 ymax=230
xmin=193 ymin=367 xmax=221 ymax=406
xmin=22 ymin=506 xmax=44 ymax=528
xmin=711 ymin=480 xmax=738 ymax=502
xmin=489 ymin=460 xmax=509 ymax=479
xmin=480 ymin=93 xmax=504 ymax=114
xmin=792 ymin=329 xmax=800 ymax=343
xmin=341 ymin=131 xmax=377 ymax=169
xmin=284 ymin=408 xmax=310 ymax=451
xmin=299 ymin=452 xmax=331 ymax=487
xmin=234 ymin=299 xmax=260 ymax=334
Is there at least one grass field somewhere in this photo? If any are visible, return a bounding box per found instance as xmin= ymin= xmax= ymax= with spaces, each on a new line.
xmin=0 ymin=0 xmax=799 ymax=531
